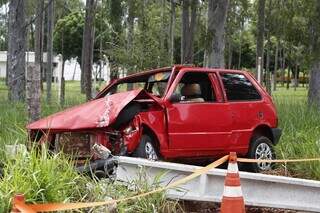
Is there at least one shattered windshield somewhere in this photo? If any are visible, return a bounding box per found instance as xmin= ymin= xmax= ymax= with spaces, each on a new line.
xmin=106 ymin=71 xmax=171 ymax=97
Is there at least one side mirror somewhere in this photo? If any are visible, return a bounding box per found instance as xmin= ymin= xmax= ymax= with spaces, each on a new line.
xmin=169 ymin=93 xmax=181 ymax=103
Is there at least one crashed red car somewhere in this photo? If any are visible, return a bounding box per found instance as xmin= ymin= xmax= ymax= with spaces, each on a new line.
xmin=28 ymin=65 xmax=281 ymax=172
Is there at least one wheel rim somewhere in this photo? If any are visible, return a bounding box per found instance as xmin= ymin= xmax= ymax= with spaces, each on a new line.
xmin=255 ymin=142 xmax=273 ymax=171
xmin=145 ymin=142 xmax=158 ymax=160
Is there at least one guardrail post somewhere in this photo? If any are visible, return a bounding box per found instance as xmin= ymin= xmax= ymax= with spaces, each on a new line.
xmin=11 ymin=194 xmax=25 ymax=213
xmin=220 ymin=152 xmax=245 ymax=213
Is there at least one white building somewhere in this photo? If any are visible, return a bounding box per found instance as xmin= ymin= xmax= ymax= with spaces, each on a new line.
xmin=0 ymin=51 xmax=113 ymax=82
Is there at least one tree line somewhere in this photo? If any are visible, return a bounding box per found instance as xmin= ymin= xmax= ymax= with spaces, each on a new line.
xmin=1 ymin=0 xmax=320 ymax=121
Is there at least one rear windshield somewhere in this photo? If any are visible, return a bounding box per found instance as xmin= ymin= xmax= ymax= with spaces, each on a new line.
xmin=106 ymin=71 xmax=171 ymax=98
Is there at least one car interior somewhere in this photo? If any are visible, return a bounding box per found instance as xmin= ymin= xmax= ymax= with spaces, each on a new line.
xmin=174 ymin=72 xmax=216 ymax=103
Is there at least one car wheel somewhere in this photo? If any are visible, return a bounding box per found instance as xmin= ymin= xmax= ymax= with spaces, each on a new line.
xmin=247 ymin=136 xmax=275 ymax=172
xmin=132 ymin=135 xmax=159 ymax=160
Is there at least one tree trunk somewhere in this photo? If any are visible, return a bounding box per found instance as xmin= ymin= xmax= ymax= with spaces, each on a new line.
xmin=5 ymin=3 xmax=9 ymax=86
xmin=181 ymin=0 xmax=197 ymax=64
xmin=308 ymin=62 xmax=320 ymax=108
xmin=206 ymin=0 xmax=229 ymax=68
xmin=46 ymin=0 xmax=54 ymax=104
xmin=286 ymin=65 xmax=291 ymax=90
xmin=80 ymin=45 xmax=85 ymax=93
xmin=256 ymin=0 xmax=265 ymax=81
xmin=160 ymin=0 xmax=166 ymax=64
xmin=60 ymin=22 xmax=65 ymax=106
xmin=60 ymin=60 xmax=65 ymax=106
xmin=35 ymin=0 xmax=44 ymax=96
xmin=169 ymin=0 xmax=176 ymax=65
xmin=7 ymin=0 xmax=26 ymax=102
xmin=82 ymin=0 xmax=96 ymax=100
xmin=227 ymin=38 xmax=232 ymax=69
xmin=34 ymin=0 xmax=44 ymax=90
xmin=26 ymin=64 xmax=41 ymax=122
xmin=281 ymin=48 xmax=285 ymax=87
xmin=273 ymin=40 xmax=279 ymax=91
xmin=238 ymin=25 xmax=242 ymax=69
xmin=127 ymin=0 xmax=134 ymax=55
xmin=266 ymin=38 xmax=271 ymax=94
xmin=294 ymin=64 xmax=298 ymax=91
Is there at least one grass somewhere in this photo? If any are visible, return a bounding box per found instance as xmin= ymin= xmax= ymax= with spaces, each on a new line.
xmin=0 ymin=147 xmax=181 ymax=212
xmin=0 ymin=148 xmax=88 ymax=212
xmin=273 ymin=87 xmax=320 ymax=179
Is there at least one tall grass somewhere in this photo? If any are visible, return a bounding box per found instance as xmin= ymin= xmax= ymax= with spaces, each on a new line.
xmin=273 ymin=87 xmax=320 ymax=179
xmin=0 ymin=147 xmax=89 ymax=212
xmin=0 ymin=146 xmax=181 ymax=212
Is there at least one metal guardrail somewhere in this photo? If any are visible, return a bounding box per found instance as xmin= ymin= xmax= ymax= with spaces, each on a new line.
xmin=117 ymin=156 xmax=320 ymax=212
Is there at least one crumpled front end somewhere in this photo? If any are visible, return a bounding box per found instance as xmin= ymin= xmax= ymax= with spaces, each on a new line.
xmin=27 ymin=89 xmax=162 ymax=161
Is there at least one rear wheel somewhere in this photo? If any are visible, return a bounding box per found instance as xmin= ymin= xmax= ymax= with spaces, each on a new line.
xmin=132 ymin=135 xmax=159 ymax=160
xmin=247 ymin=136 xmax=275 ymax=172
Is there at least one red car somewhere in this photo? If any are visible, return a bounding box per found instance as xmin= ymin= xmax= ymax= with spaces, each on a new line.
xmin=28 ymin=65 xmax=281 ymax=172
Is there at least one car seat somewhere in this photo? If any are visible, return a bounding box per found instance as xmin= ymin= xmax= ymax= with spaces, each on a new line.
xmin=180 ymin=83 xmax=205 ymax=102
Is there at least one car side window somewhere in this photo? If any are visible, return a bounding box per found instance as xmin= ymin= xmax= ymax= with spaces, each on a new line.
xmin=173 ymin=72 xmax=216 ymax=103
xmin=220 ymin=73 xmax=261 ymax=101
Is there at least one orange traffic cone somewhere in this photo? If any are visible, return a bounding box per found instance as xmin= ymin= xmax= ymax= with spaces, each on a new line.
xmin=220 ymin=152 xmax=245 ymax=213
xmin=11 ymin=194 xmax=25 ymax=213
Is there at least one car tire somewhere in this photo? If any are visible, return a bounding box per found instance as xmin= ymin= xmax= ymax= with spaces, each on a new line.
xmin=247 ymin=136 xmax=275 ymax=172
xmin=132 ymin=135 xmax=159 ymax=160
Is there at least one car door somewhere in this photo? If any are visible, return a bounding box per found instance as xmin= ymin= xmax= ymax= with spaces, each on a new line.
xmin=219 ymin=72 xmax=263 ymax=152
xmin=164 ymin=70 xmax=233 ymax=156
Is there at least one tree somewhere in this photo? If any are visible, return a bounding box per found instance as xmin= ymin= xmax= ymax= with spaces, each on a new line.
xmin=181 ymin=0 xmax=198 ymax=64
xmin=27 ymin=0 xmax=44 ymax=121
xmin=256 ymin=0 xmax=265 ymax=82
xmin=34 ymin=0 xmax=44 ymax=92
xmin=169 ymin=0 xmax=176 ymax=64
xmin=46 ymin=0 xmax=54 ymax=103
xmin=127 ymin=0 xmax=135 ymax=57
xmin=7 ymin=0 xmax=26 ymax=102
xmin=205 ymin=0 xmax=229 ymax=68
xmin=82 ymin=0 xmax=96 ymax=100
xmin=54 ymin=12 xmax=84 ymax=63
xmin=26 ymin=64 xmax=41 ymax=122
xmin=308 ymin=0 xmax=320 ymax=109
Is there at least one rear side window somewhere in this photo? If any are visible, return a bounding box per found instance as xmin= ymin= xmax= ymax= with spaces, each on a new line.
xmin=220 ymin=73 xmax=261 ymax=101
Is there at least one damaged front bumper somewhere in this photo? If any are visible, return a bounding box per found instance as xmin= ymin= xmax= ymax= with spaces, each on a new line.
xmin=76 ymin=157 xmax=119 ymax=179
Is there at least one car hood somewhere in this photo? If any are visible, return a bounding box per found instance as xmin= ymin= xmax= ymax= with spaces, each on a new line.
xmin=27 ymin=89 xmax=162 ymax=131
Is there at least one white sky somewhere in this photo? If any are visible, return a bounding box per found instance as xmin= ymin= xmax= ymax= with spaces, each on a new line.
xmin=0 ymin=3 xmax=8 ymax=15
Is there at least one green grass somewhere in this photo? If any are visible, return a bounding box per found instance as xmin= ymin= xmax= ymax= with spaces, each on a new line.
xmin=273 ymin=86 xmax=320 ymax=179
xmin=0 ymin=147 xmax=180 ymax=212
xmin=0 ymin=148 xmax=88 ymax=212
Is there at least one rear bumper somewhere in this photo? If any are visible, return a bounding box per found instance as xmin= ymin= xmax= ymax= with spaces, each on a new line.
xmin=271 ymin=128 xmax=282 ymax=145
